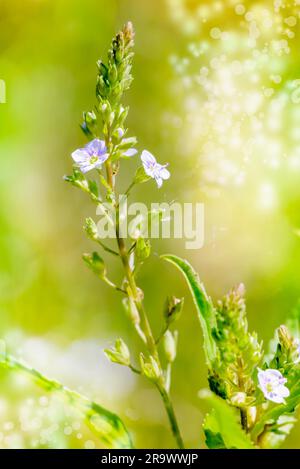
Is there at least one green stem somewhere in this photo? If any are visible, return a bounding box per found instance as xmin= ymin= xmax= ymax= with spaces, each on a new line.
xmin=96 ymin=239 xmax=119 ymax=257
xmin=105 ymin=159 xmax=184 ymax=449
xmin=124 ymin=181 xmax=136 ymax=197
xmin=103 ymin=276 xmax=127 ymax=294
xmin=156 ymin=384 xmax=184 ymax=449
xmin=240 ymin=408 xmax=248 ymax=432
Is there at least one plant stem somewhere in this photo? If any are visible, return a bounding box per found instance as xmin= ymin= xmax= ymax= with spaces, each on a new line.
xmin=156 ymin=384 xmax=184 ymax=449
xmin=105 ymin=159 xmax=184 ymax=449
xmin=240 ymin=408 xmax=248 ymax=431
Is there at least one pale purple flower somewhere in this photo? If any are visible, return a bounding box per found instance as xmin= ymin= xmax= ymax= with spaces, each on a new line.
xmin=141 ymin=150 xmax=170 ymax=188
xmin=258 ymin=368 xmax=290 ymax=404
xmin=123 ymin=148 xmax=138 ymax=157
xmin=71 ymin=139 xmax=109 ymax=173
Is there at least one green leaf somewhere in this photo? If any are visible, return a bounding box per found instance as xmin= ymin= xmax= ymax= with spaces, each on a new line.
xmin=88 ymin=180 xmax=99 ymax=198
xmin=161 ymin=254 xmax=217 ymax=365
xmin=0 ymin=353 xmax=133 ymax=449
xmin=200 ymin=390 xmax=254 ymax=449
xmin=203 ymin=411 xmax=226 ymax=448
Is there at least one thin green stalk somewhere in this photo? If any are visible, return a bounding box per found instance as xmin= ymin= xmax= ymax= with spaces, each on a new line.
xmin=102 ymin=275 xmax=127 ymax=294
xmin=156 ymin=384 xmax=184 ymax=449
xmin=105 ymin=160 xmax=185 ymax=449
xmin=96 ymin=239 xmax=119 ymax=257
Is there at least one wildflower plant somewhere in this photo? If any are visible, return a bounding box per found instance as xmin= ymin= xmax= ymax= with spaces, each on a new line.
xmin=1 ymin=21 xmax=300 ymax=449
xmin=65 ymin=22 xmax=184 ymax=449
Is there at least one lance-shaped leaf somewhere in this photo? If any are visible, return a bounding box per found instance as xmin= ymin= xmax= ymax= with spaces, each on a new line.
xmin=161 ymin=254 xmax=217 ymax=365
xmin=0 ymin=353 xmax=133 ymax=449
xmin=200 ymin=390 xmax=254 ymax=449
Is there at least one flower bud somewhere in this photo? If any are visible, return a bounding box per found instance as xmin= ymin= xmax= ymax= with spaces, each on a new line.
xmin=230 ymin=392 xmax=247 ymax=407
xmin=135 ymin=237 xmax=151 ymax=261
xmin=164 ymin=296 xmax=184 ymax=325
xmin=84 ymin=218 xmax=98 ymax=240
xmin=82 ymin=252 xmax=106 ymax=278
xmin=104 ymin=338 xmax=130 ymax=366
xmin=96 ymin=75 xmax=108 ymax=97
xmin=140 ymin=353 xmax=161 ymax=381
xmin=108 ymin=64 xmax=118 ymax=84
xmin=108 ymin=111 xmax=115 ymax=127
xmin=122 ymin=296 xmax=140 ymax=325
xmin=84 ymin=110 xmax=97 ymax=125
xmin=118 ymin=106 xmax=129 ymax=125
xmin=97 ymin=60 xmax=108 ymax=77
xmin=163 ymin=330 xmax=178 ymax=363
xmin=278 ymin=325 xmax=293 ymax=350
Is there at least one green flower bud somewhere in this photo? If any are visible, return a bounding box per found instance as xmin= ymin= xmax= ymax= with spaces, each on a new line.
xmin=97 ymin=60 xmax=108 ymax=77
xmin=112 ymin=127 xmax=125 ymax=144
xmin=122 ymin=297 xmax=140 ymax=325
xmin=164 ymin=296 xmax=184 ymax=325
xmin=108 ymin=64 xmax=118 ymax=84
xmin=163 ymin=330 xmax=178 ymax=363
xmin=104 ymin=338 xmax=130 ymax=366
xmin=100 ymin=101 xmax=111 ymax=117
xmin=135 ymin=237 xmax=151 ymax=261
xmin=230 ymin=392 xmax=247 ymax=407
xmin=84 ymin=218 xmax=98 ymax=240
xmin=96 ymin=75 xmax=108 ymax=98
xmin=84 ymin=110 xmax=97 ymax=125
xmin=117 ymin=106 xmax=129 ymax=125
xmin=108 ymin=111 xmax=115 ymax=127
xmin=82 ymin=252 xmax=106 ymax=278
xmin=278 ymin=325 xmax=294 ymax=350
xmin=140 ymin=353 xmax=161 ymax=381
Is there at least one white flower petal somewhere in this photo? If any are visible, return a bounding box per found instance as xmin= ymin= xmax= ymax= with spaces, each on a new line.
xmin=123 ymin=148 xmax=138 ymax=157
xmin=159 ymin=167 xmax=170 ymax=180
xmin=72 ymin=149 xmax=88 ymax=163
xmin=278 ymin=385 xmax=290 ymax=398
xmin=79 ymin=164 xmax=95 ymax=174
xmin=143 ymin=165 xmax=155 ymax=177
xmin=141 ymin=150 xmax=156 ymax=166
xmin=86 ymin=138 xmax=106 ymax=155
xmin=267 ymin=369 xmax=283 ymax=380
xmin=268 ymin=393 xmax=285 ymax=404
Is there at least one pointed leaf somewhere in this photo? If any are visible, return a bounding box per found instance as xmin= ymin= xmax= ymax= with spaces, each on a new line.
xmin=200 ymin=390 xmax=254 ymax=449
xmin=162 ymin=254 xmax=217 ymax=365
xmin=0 ymin=353 xmax=133 ymax=449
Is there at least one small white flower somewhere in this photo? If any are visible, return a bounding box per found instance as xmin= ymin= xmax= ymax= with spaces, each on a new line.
xmin=258 ymin=368 xmax=290 ymax=404
xmin=71 ymin=139 xmax=108 ymax=173
xmin=141 ymin=150 xmax=170 ymax=188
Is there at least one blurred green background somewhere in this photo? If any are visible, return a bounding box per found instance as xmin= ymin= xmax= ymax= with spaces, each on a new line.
xmin=1 ymin=0 xmax=300 ymax=448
